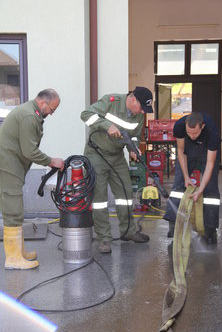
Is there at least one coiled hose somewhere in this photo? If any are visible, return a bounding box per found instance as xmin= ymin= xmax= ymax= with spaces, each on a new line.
xmin=51 ymin=155 xmax=96 ymax=214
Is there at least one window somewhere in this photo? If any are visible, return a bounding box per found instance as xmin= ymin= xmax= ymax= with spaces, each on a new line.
xmin=0 ymin=35 xmax=28 ymax=120
xmin=154 ymin=40 xmax=221 ymax=121
xmin=157 ymin=44 xmax=185 ymax=75
xmin=191 ymin=43 xmax=219 ymax=75
xmin=155 ymin=40 xmax=221 ymax=77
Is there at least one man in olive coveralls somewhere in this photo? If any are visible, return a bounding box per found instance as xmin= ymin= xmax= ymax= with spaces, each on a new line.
xmin=0 ymin=89 xmax=64 ymax=269
xmin=81 ymin=87 xmax=153 ymax=254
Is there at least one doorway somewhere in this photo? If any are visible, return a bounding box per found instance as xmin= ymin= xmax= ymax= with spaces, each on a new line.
xmin=157 ymin=83 xmax=192 ymax=120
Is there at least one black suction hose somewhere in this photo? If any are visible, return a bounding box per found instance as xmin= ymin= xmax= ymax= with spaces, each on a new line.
xmin=38 ymin=167 xmax=58 ymax=197
xmin=37 ymin=155 xmax=96 ymax=214
xmin=51 ymin=155 xmax=96 ymax=214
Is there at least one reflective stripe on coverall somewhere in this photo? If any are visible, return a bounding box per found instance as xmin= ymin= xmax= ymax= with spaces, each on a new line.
xmin=87 ymin=150 xmax=136 ymax=242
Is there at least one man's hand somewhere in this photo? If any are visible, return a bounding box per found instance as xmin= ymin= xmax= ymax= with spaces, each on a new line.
xmin=184 ymin=176 xmax=195 ymax=188
xmin=49 ymin=158 xmax=64 ymax=171
xmin=130 ymin=149 xmax=141 ymax=161
xmin=107 ymin=124 xmax=122 ymax=137
xmin=189 ymin=188 xmax=203 ymax=202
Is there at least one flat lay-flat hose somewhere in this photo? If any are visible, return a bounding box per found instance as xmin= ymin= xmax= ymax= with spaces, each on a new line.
xmin=159 ymin=185 xmax=204 ymax=332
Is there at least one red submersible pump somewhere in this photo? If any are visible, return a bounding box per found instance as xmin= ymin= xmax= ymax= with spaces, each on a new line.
xmin=38 ymin=155 xmax=95 ymax=264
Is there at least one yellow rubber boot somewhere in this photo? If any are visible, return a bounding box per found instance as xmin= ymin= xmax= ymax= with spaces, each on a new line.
xmin=3 ymin=226 xmax=39 ymax=270
xmin=22 ymin=230 xmax=37 ymax=261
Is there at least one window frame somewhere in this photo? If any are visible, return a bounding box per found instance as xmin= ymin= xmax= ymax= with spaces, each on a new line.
xmin=155 ymin=43 xmax=186 ymax=76
xmin=154 ymin=40 xmax=222 ymax=83
xmin=0 ymin=34 xmax=28 ymax=104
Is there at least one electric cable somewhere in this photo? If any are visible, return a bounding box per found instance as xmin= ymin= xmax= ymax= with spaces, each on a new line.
xmin=57 ymin=240 xmax=62 ymax=251
xmin=47 ymin=228 xmax=62 ymax=238
xmin=16 ymin=257 xmax=115 ymax=313
xmin=134 ymin=187 xmax=143 ymax=207
xmin=51 ymin=155 xmax=96 ymax=214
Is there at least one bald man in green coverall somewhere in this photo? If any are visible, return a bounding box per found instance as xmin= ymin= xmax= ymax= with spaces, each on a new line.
xmin=0 ymin=88 xmax=64 ymax=270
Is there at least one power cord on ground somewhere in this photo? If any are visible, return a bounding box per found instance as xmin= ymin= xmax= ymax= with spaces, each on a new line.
xmin=16 ymin=256 xmax=115 ymax=313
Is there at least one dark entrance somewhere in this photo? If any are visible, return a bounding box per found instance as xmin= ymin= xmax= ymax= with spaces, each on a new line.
xmin=192 ymin=80 xmax=221 ymax=125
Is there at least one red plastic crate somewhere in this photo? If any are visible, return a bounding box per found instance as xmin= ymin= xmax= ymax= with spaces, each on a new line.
xmin=146 ymin=151 xmax=166 ymax=170
xmin=190 ymin=170 xmax=200 ymax=186
xmin=146 ymin=169 xmax=164 ymax=185
xmin=148 ymin=119 xmax=176 ymax=142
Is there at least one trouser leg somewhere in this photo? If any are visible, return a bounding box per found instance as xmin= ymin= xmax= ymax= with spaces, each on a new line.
xmin=109 ymin=156 xmax=136 ymax=237
xmin=93 ymin=207 xmax=111 ymax=242
xmin=0 ymin=171 xmax=24 ymax=227
xmin=164 ymin=159 xmax=185 ymax=224
xmin=0 ymin=171 xmax=39 ymax=269
xmin=86 ymin=150 xmax=136 ymax=241
xmin=86 ymin=153 xmax=112 ymax=242
xmin=201 ymin=158 xmax=220 ymax=230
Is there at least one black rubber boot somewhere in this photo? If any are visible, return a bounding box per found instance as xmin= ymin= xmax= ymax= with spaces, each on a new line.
xmin=204 ymin=227 xmax=217 ymax=245
xmin=167 ymin=221 xmax=175 ymax=238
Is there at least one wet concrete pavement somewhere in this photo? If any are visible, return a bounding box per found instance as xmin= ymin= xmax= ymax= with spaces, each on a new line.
xmin=0 ymin=174 xmax=222 ymax=332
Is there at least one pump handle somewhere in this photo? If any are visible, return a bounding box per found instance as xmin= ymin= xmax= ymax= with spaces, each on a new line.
xmin=37 ymin=167 xmax=59 ymax=197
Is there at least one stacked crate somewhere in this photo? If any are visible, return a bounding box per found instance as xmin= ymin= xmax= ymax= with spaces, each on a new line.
xmin=146 ymin=151 xmax=166 ymax=185
xmin=147 ymin=119 xmax=177 ymax=179
xmin=148 ymin=119 xmax=177 ymax=142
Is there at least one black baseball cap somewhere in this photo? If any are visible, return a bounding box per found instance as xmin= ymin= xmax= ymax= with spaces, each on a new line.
xmin=133 ymin=86 xmax=153 ymax=113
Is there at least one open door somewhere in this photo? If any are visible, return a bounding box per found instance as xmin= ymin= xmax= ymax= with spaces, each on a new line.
xmin=158 ymin=84 xmax=171 ymax=119
xmin=192 ymin=80 xmax=221 ymax=129
xmin=157 ymin=83 xmax=192 ymax=120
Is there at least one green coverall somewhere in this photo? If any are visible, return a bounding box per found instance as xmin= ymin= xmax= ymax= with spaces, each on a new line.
xmin=81 ymin=94 xmax=144 ymax=243
xmin=0 ymin=100 xmax=51 ymax=226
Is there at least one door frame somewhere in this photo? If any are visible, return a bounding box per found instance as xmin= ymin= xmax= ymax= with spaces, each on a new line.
xmin=154 ymin=40 xmax=222 ymax=124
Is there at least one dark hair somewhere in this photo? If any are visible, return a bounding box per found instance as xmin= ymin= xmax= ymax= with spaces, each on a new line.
xmin=185 ymin=112 xmax=204 ymax=128
xmin=36 ymin=89 xmax=60 ymax=103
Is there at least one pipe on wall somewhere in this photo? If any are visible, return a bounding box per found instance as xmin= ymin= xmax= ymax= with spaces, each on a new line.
xmin=89 ymin=0 xmax=98 ymax=104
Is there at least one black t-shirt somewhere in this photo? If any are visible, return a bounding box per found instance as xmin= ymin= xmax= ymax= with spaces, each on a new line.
xmin=173 ymin=113 xmax=221 ymax=151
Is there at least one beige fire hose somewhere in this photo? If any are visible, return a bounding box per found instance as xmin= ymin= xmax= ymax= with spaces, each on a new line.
xmin=159 ymin=185 xmax=204 ymax=332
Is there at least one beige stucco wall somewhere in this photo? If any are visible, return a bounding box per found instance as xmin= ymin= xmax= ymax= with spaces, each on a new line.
xmin=129 ymin=0 xmax=222 ymax=92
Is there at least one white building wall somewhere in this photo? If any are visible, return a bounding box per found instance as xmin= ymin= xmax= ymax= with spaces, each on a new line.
xmin=97 ymin=0 xmax=129 ymax=97
xmin=0 ymin=0 xmax=90 ymax=162
xmin=0 ymin=0 xmax=129 ymax=214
